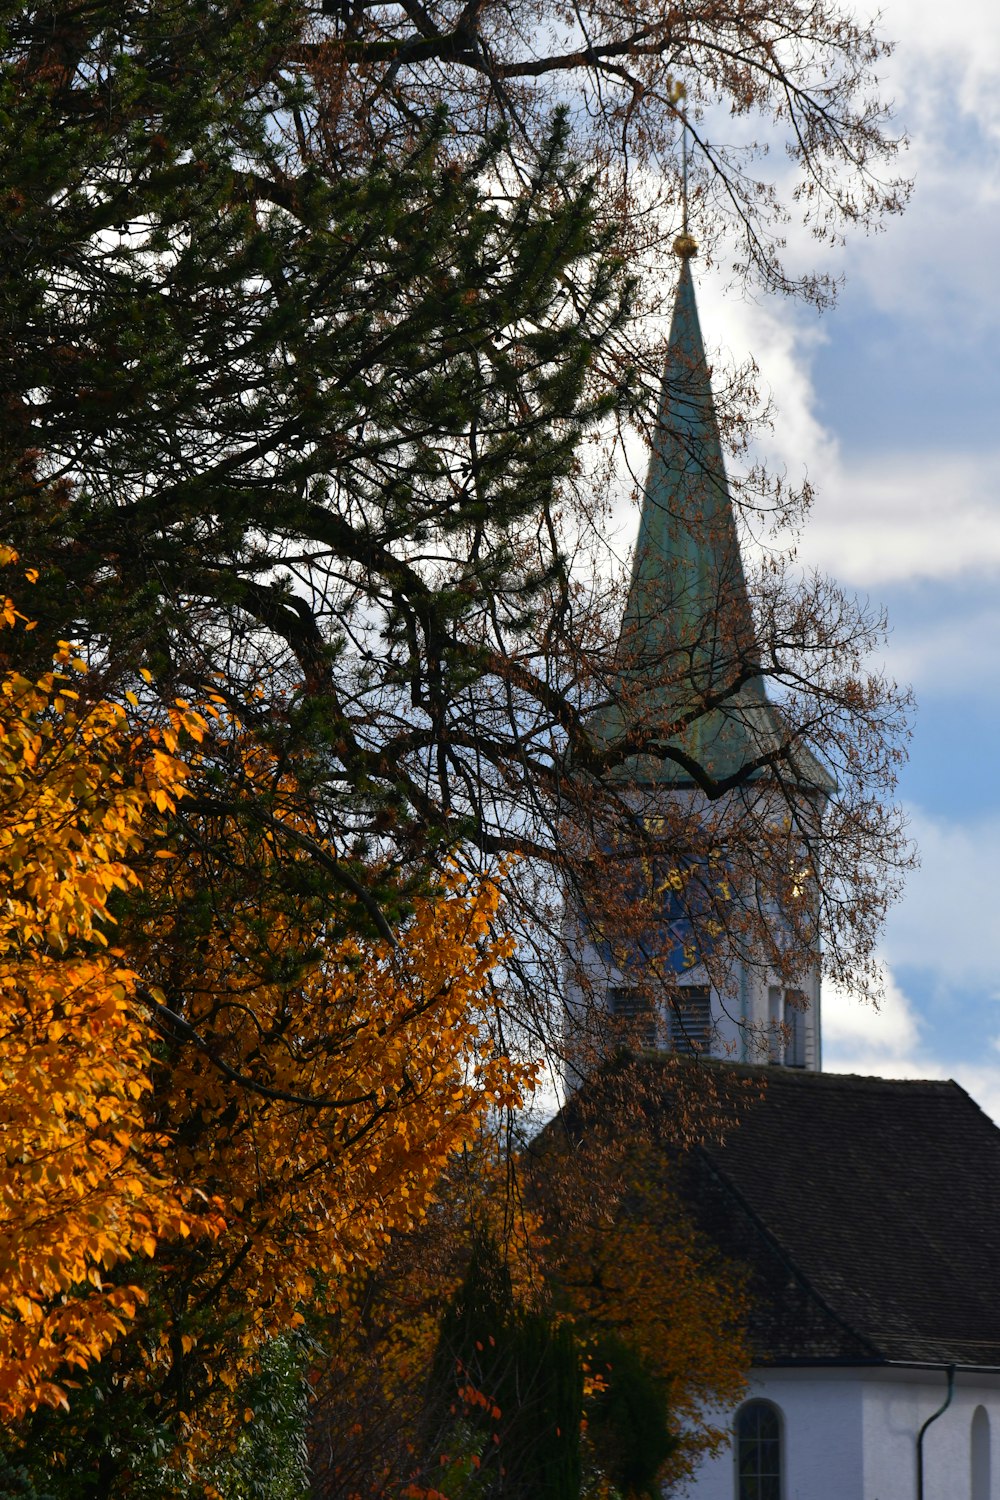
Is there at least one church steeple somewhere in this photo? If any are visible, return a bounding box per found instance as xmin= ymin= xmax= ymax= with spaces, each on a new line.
xmin=608 ymin=253 xmax=834 ymax=796
xmin=565 ymin=245 xmax=830 ymax=1079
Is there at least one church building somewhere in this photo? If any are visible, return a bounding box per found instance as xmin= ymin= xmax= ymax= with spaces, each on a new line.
xmin=559 ymin=245 xmax=1000 ymax=1500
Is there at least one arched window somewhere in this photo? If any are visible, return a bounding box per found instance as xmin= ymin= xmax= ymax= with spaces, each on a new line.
xmin=736 ymin=1399 xmax=782 ymax=1500
xmin=971 ymin=1405 xmax=990 ymax=1500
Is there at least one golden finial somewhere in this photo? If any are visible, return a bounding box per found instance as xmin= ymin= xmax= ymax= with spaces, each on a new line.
xmin=672 ymin=87 xmax=698 ymax=260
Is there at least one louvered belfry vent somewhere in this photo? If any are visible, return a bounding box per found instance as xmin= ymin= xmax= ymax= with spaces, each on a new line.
xmin=667 ymin=985 xmax=712 ymax=1054
xmin=608 ymin=987 xmax=657 ymax=1050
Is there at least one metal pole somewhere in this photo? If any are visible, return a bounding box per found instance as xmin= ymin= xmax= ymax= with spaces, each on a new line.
xmin=916 ymin=1365 xmax=955 ymax=1500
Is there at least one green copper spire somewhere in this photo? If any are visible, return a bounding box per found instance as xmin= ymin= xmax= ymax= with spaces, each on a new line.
xmin=602 ymin=255 xmax=834 ymax=794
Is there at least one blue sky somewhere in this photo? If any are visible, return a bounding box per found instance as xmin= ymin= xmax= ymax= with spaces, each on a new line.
xmin=688 ymin=0 xmax=1000 ymax=1114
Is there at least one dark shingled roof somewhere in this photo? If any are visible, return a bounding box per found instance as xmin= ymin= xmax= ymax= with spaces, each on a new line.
xmin=561 ymin=1061 xmax=1000 ymax=1369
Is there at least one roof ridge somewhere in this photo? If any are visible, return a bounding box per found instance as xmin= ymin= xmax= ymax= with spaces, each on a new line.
xmin=654 ymin=1056 xmax=965 ymax=1091
xmin=771 ymin=1069 xmax=961 ymax=1090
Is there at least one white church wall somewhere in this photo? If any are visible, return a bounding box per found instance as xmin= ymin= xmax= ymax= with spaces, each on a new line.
xmin=681 ymin=1366 xmax=1000 ymax=1500
xmin=862 ymin=1368 xmax=1000 ymax=1500
xmin=683 ymin=1367 xmax=862 ymax=1500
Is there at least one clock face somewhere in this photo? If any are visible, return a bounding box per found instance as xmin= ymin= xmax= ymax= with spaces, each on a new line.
xmin=589 ymin=825 xmax=729 ymax=976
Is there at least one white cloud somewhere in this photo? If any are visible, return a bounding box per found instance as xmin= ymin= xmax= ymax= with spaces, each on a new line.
xmin=695 ymin=286 xmax=837 ymax=489
xmin=822 ymin=799 xmax=1000 ymax=1122
xmin=845 ymin=153 xmax=1000 ymax=341
xmin=878 ymin=593 xmax=1000 ymax=695
xmin=883 ymin=806 xmax=1000 ymax=990
xmin=834 ymin=0 xmax=1000 ymax=328
xmin=686 ymin=305 xmax=1000 ymax=592
xmin=883 ymin=0 xmax=1000 ymax=140
xmin=946 ymin=1064 xmax=1000 ymax=1126
xmin=823 ymin=965 xmax=924 ymax=1066
xmin=823 ymin=964 xmax=1000 ymax=1124
xmin=690 ymin=272 xmax=1000 ymax=590
xmin=690 ymin=0 xmax=1000 ymax=592
xmin=802 ymin=450 xmax=1000 ymax=587
xmin=695 ymin=0 xmax=1000 ymax=330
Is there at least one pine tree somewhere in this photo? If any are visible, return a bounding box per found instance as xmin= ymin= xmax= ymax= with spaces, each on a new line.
xmin=430 ymin=1230 xmax=583 ymax=1499
xmin=1 ymin=0 xmax=911 ymax=1049
xmin=1 ymin=0 xmax=629 ymax=932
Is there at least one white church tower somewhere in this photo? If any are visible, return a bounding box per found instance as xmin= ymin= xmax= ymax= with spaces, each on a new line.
xmin=564 ymin=238 xmax=835 ymax=1078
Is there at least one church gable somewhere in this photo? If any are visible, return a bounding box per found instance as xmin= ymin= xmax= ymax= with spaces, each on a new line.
xmin=683 ymin=1065 xmax=1000 ymax=1367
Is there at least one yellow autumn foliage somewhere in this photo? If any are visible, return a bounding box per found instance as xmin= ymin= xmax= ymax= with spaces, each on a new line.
xmin=131 ymin=715 xmax=535 ymax=1414
xmin=0 ymin=558 xmax=223 ymax=1420
xmin=0 ymin=555 xmax=533 ymax=1445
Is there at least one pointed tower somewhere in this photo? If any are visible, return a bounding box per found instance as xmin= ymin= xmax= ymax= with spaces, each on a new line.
xmin=565 ymin=242 xmax=834 ymax=1076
